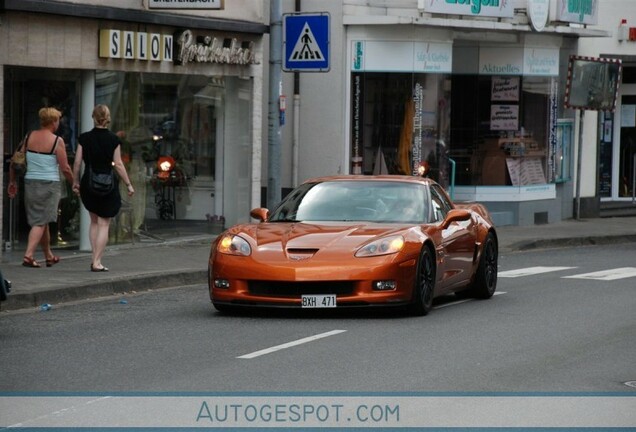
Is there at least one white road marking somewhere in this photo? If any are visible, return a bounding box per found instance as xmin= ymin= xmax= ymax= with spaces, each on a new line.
xmin=498 ymin=266 xmax=577 ymax=278
xmin=563 ymin=267 xmax=636 ymax=281
xmin=434 ymin=291 xmax=507 ymax=309
xmin=237 ymin=329 xmax=347 ymax=359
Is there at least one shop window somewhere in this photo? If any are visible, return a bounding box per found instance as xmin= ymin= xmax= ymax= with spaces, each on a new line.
xmin=350 ymin=72 xmax=451 ymax=187
xmin=450 ymin=75 xmax=556 ymax=187
xmin=350 ymin=71 xmax=561 ymax=189
xmin=96 ymin=71 xmax=252 ymax=233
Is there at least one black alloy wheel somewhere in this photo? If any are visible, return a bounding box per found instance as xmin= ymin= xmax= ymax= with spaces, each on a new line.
xmin=409 ymin=246 xmax=435 ymax=316
xmin=472 ymin=232 xmax=498 ymax=299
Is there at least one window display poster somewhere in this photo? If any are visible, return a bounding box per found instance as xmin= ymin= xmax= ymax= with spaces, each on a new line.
xmin=491 ymin=105 xmax=519 ymax=131
xmin=622 ymin=105 xmax=636 ymax=127
xmin=491 ymin=76 xmax=519 ymax=101
xmin=506 ymin=157 xmax=547 ymax=186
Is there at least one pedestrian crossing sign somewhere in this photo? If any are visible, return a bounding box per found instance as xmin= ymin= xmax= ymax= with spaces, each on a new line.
xmin=283 ymin=13 xmax=330 ymax=72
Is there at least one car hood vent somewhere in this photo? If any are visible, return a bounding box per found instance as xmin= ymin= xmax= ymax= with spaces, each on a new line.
xmin=286 ymin=248 xmax=319 ymax=260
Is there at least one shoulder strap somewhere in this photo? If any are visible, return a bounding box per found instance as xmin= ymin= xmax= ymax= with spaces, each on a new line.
xmin=49 ymin=136 xmax=60 ymax=154
xmin=21 ymin=132 xmax=32 ymax=151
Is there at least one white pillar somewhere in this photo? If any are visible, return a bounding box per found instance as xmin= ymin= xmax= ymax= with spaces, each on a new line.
xmin=79 ymin=71 xmax=95 ymax=251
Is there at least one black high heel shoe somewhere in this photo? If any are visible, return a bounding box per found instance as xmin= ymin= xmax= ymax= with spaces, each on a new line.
xmin=90 ymin=264 xmax=109 ymax=272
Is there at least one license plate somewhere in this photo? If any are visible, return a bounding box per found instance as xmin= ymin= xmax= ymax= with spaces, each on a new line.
xmin=301 ymin=294 xmax=337 ymax=308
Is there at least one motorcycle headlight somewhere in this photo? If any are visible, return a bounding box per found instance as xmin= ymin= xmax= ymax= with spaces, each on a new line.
xmin=355 ymin=235 xmax=405 ymax=257
xmin=217 ymin=234 xmax=252 ymax=256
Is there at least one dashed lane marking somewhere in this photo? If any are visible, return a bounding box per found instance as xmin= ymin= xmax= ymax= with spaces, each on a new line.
xmin=434 ymin=291 xmax=507 ymax=310
xmin=237 ymin=329 xmax=347 ymax=359
xmin=498 ymin=266 xmax=577 ymax=278
xmin=562 ymin=267 xmax=636 ymax=281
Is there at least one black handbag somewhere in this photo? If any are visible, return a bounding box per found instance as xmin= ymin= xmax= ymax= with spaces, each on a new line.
xmin=88 ymin=165 xmax=114 ymax=196
xmin=85 ymin=141 xmax=115 ymax=196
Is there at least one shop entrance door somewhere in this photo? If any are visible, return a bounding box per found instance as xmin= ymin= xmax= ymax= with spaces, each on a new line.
xmin=616 ymin=87 xmax=636 ymax=200
xmin=3 ymin=67 xmax=80 ymax=252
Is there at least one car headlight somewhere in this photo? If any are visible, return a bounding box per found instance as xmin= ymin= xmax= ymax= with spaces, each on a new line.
xmin=355 ymin=235 xmax=405 ymax=257
xmin=217 ymin=234 xmax=252 ymax=256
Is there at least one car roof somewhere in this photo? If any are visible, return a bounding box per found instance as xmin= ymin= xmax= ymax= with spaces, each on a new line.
xmin=302 ymin=175 xmax=435 ymax=186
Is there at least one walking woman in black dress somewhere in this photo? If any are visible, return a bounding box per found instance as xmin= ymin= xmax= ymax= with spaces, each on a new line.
xmin=72 ymin=105 xmax=135 ymax=271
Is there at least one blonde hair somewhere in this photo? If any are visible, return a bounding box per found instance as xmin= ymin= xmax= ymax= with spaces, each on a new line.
xmin=39 ymin=107 xmax=62 ymax=127
xmin=92 ymin=104 xmax=111 ymax=127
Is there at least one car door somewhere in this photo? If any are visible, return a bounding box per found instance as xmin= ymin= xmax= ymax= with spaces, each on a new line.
xmin=429 ymin=185 xmax=477 ymax=291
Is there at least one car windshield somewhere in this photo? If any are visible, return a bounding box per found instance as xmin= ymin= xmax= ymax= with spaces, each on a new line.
xmin=268 ymin=181 xmax=428 ymax=223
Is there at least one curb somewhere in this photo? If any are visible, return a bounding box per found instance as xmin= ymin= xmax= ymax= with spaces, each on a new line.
xmin=2 ymin=270 xmax=207 ymax=311
xmin=503 ymin=234 xmax=636 ymax=253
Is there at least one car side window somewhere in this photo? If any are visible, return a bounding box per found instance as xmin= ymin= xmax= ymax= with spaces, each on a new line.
xmin=429 ymin=185 xmax=452 ymax=222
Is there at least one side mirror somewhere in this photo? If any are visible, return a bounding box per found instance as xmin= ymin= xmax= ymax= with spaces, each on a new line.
xmin=250 ymin=208 xmax=269 ymax=222
xmin=441 ymin=209 xmax=471 ymax=229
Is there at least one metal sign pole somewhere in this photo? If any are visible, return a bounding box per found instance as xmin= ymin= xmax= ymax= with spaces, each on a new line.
xmin=575 ymin=109 xmax=584 ymax=220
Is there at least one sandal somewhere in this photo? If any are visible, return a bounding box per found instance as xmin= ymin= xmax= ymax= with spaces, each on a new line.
xmin=22 ymin=256 xmax=41 ymax=268
xmin=46 ymin=255 xmax=60 ymax=267
xmin=90 ymin=264 xmax=109 ymax=272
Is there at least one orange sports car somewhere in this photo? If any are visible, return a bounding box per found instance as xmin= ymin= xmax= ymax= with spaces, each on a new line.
xmin=208 ymin=175 xmax=498 ymax=315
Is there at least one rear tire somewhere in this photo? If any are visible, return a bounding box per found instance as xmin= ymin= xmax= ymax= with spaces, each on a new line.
xmin=471 ymin=232 xmax=498 ymax=299
xmin=408 ymin=246 xmax=435 ymax=316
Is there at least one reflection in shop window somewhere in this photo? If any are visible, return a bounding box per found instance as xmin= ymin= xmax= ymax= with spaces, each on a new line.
xmin=95 ymin=71 xmax=250 ymax=234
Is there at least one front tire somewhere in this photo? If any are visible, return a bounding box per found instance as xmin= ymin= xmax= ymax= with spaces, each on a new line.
xmin=408 ymin=246 xmax=435 ymax=316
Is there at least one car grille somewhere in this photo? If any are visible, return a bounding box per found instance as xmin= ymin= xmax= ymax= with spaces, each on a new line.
xmin=248 ymin=281 xmax=354 ymax=297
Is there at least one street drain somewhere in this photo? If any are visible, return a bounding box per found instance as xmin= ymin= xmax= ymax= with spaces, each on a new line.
xmin=624 ymin=381 xmax=636 ymax=389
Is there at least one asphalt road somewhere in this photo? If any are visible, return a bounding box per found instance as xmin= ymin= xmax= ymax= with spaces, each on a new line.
xmin=1 ymin=243 xmax=635 ymax=393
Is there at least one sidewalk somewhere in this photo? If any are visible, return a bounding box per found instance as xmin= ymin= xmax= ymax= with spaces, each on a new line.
xmin=2 ymin=216 xmax=636 ymax=312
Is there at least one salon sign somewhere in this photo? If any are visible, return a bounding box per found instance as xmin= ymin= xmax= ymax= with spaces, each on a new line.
xmin=418 ymin=0 xmax=514 ymax=18
xmin=98 ymin=29 xmax=258 ymax=66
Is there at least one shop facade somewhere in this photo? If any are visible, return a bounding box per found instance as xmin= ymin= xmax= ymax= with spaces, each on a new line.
xmin=1 ymin=0 xmax=266 ymax=254
xmin=573 ymin=1 xmax=636 ymax=213
xmin=284 ymin=0 xmax=607 ymax=226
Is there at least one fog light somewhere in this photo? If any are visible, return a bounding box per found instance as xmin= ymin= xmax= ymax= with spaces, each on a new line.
xmin=373 ymin=280 xmax=396 ymax=291
xmin=214 ymin=279 xmax=230 ymax=289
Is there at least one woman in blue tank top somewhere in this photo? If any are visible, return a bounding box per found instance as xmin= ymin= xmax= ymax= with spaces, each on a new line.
xmin=7 ymin=107 xmax=74 ymax=268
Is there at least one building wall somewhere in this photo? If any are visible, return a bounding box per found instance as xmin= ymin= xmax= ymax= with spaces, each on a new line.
xmin=276 ymin=0 xmax=608 ymax=225
xmin=574 ymin=0 xmax=636 ymax=203
xmin=1 ymin=0 xmax=267 ymax=253
xmin=22 ymin=0 xmax=266 ymax=23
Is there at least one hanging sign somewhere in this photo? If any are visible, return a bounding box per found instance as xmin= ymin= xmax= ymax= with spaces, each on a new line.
xmin=418 ymin=0 xmax=514 ymax=18
xmin=527 ymin=0 xmax=550 ymax=32
xmin=556 ymin=0 xmax=598 ymax=25
xmin=491 ymin=76 xmax=520 ymax=101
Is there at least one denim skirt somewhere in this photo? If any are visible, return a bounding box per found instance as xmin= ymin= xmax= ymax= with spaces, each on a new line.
xmin=24 ymin=179 xmax=61 ymax=226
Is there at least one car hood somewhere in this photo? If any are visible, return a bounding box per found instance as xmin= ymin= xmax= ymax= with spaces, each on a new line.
xmin=234 ymin=222 xmax=414 ymax=254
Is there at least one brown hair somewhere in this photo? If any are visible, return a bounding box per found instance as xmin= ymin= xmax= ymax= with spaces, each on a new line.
xmin=39 ymin=107 xmax=62 ymax=127
xmin=92 ymin=104 xmax=111 ymax=127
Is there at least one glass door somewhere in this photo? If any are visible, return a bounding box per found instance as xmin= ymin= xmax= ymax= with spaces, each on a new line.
xmin=615 ymin=85 xmax=636 ymax=200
